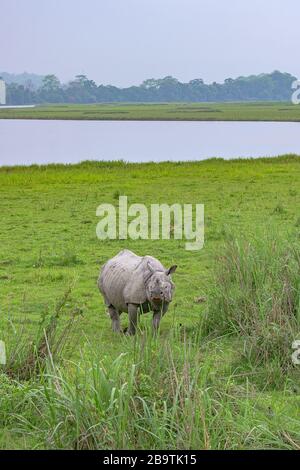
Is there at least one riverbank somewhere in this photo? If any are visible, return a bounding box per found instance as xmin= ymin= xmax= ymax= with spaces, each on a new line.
xmin=1 ymin=101 xmax=300 ymax=121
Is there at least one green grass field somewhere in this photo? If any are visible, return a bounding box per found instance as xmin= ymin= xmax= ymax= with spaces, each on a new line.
xmin=0 ymin=156 xmax=299 ymax=449
xmin=1 ymin=102 xmax=300 ymax=121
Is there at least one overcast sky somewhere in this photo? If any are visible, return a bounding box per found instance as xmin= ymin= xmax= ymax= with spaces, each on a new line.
xmin=1 ymin=0 xmax=299 ymax=86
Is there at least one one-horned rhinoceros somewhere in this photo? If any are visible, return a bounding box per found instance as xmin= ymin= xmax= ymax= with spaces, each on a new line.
xmin=98 ymin=249 xmax=177 ymax=335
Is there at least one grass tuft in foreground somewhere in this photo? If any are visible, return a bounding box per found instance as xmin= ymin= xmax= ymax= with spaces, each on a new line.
xmin=203 ymin=231 xmax=300 ymax=387
xmin=2 ymin=284 xmax=81 ymax=381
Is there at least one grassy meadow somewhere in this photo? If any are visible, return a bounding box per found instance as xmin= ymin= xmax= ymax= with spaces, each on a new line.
xmin=1 ymin=101 xmax=300 ymax=121
xmin=0 ymin=156 xmax=300 ymax=449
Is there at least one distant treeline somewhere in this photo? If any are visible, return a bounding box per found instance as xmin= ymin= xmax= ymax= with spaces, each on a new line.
xmin=4 ymin=71 xmax=296 ymax=104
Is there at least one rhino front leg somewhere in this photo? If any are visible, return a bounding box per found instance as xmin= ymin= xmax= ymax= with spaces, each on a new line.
xmin=153 ymin=304 xmax=168 ymax=332
xmin=127 ymin=303 xmax=139 ymax=335
xmin=108 ymin=305 xmax=121 ymax=333
xmin=152 ymin=310 xmax=162 ymax=332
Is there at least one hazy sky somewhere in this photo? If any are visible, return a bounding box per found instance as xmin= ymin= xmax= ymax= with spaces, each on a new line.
xmin=1 ymin=0 xmax=299 ymax=86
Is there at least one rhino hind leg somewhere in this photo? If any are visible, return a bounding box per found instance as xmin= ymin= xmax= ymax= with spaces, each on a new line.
xmin=108 ymin=305 xmax=121 ymax=333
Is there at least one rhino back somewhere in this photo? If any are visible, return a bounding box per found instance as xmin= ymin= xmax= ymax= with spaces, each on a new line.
xmin=99 ymin=250 xmax=143 ymax=311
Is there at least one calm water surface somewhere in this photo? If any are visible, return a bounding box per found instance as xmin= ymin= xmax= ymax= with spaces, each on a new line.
xmin=0 ymin=119 xmax=299 ymax=166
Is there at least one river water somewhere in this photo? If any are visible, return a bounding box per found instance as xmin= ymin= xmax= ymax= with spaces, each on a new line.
xmin=0 ymin=119 xmax=299 ymax=166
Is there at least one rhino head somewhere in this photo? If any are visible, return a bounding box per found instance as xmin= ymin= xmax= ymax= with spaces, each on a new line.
xmin=145 ymin=261 xmax=177 ymax=308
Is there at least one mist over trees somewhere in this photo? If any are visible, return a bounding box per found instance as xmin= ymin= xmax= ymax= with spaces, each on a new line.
xmin=0 ymin=72 xmax=44 ymax=89
xmin=4 ymin=71 xmax=296 ymax=105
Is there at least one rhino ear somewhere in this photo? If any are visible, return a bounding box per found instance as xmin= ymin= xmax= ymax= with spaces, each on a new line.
xmin=166 ymin=265 xmax=177 ymax=276
xmin=147 ymin=261 xmax=156 ymax=274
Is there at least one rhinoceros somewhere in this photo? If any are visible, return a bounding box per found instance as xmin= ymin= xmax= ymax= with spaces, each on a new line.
xmin=98 ymin=249 xmax=177 ymax=335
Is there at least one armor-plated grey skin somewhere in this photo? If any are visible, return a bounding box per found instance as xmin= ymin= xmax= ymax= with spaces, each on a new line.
xmin=98 ymin=249 xmax=177 ymax=335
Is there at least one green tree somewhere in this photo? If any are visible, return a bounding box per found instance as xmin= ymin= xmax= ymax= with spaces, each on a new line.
xmin=41 ymin=74 xmax=61 ymax=92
